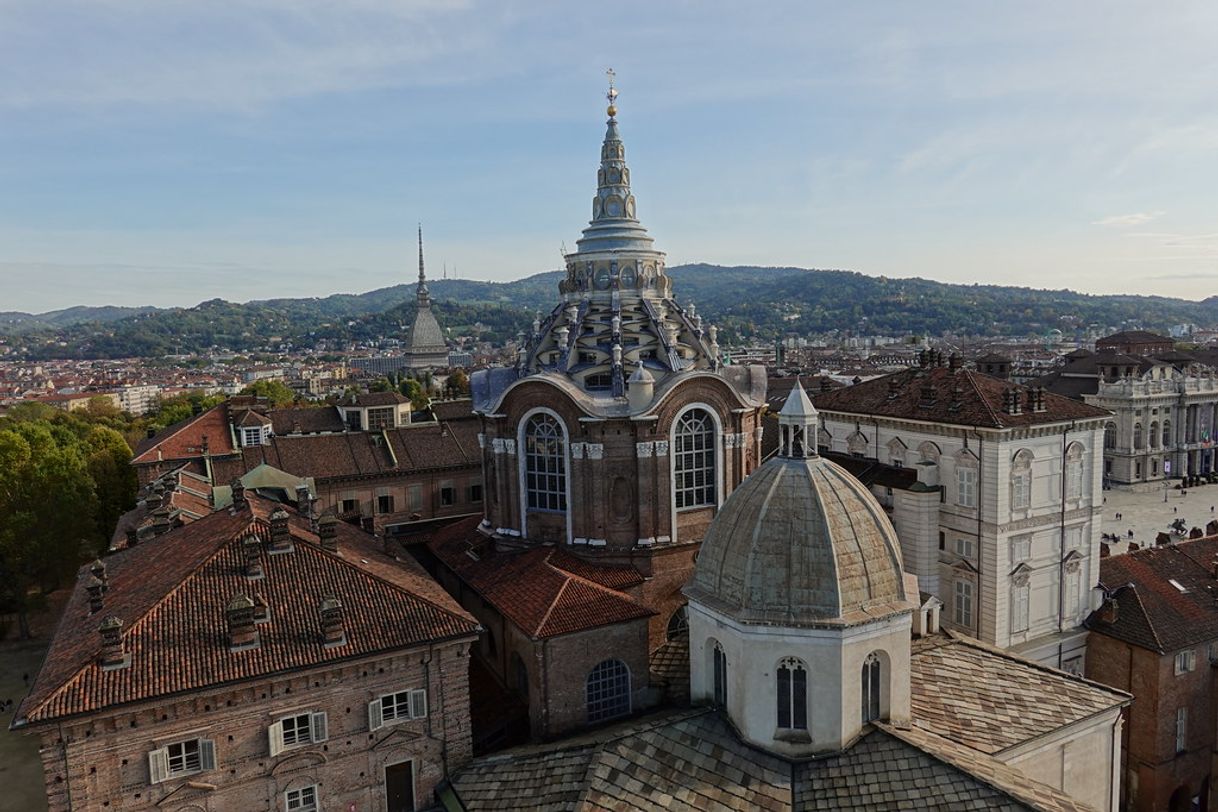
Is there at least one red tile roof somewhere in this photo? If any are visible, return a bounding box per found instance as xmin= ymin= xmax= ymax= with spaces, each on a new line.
xmin=133 ymin=403 xmax=236 ymax=464
xmin=813 ymin=366 xmax=1110 ymax=429
xmin=17 ymin=495 xmax=477 ymax=725
xmin=428 ymin=518 xmax=654 ymax=639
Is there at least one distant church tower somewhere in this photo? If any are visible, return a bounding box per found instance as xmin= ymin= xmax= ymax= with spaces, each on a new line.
xmin=402 ymin=225 xmax=450 ymax=370
xmin=470 ymin=75 xmax=768 ymax=650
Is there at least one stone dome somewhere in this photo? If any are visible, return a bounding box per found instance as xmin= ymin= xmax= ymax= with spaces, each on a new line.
xmin=686 ymin=454 xmax=910 ymax=627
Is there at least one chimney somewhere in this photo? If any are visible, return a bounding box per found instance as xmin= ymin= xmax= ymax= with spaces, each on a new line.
xmin=252 ymin=594 xmax=270 ymax=624
xmin=918 ymin=382 xmax=937 ymax=408
xmin=917 ymin=350 xmax=929 ymax=368
xmin=1097 ymin=597 xmax=1119 ymax=625
xmin=1128 ymin=542 xmax=1140 ymax=552
xmin=201 ymin=434 xmax=209 ymax=455
xmin=819 ymin=378 xmax=832 ymax=393
xmin=242 ymin=535 xmax=264 ymax=579
xmin=295 ymin=484 xmax=311 ymax=517
xmin=1025 ymin=388 xmax=1037 ymax=413
xmin=126 ymin=527 xmax=139 ymax=547
xmin=948 ymin=352 xmax=962 ymax=370
xmin=268 ymin=507 xmax=292 ymax=553
xmin=887 ymin=378 xmax=900 ymax=400
xmin=318 ymin=514 xmax=339 ymax=553
xmin=231 ymin=478 xmax=246 ymax=511
xmin=90 ymin=559 xmax=107 ymax=590
xmin=86 ymin=574 xmax=105 ymax=613
xmin=226 ymin=594 xmax=259 ymax=650
xmin=320 ymin=595 xmax=346 ymax=648
xmin=98 ymin=615 xmax=128 ymax=669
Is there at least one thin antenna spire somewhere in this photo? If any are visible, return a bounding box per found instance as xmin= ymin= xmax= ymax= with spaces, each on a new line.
xmin=417 ymin=223 xmax=425 ymax=284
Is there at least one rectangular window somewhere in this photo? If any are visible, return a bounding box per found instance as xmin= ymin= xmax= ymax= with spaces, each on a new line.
xmin=148 ymin=737 xmax=215 ymax=784
xmin=367 ymin=407 xmax=395 ymax=430
xmin=1066 ymin=461 xmax=1083 ymax=500
xmin=954 ymin=538 xmax=974 ymax=559
xmin=1065 ymin=571 xmax=1080 ymax=616
xmin=243 ymin=427 xmax=262 ymax=447
xmin=1011 ymin=585 xmax=1030 ymax=633
xmin=957 ymin=467 xmax=977 ymax=508
xmin=1012 ymin=471 xmax=1030 ymax=509
xmin=1176 ymin=707 xmax=1188 ymax=753
xmin=269 ymin=712 xmax=328 ymax=756
xmin=1010 ymin=535 xmax=1032 ymax=564
xmin=344 ymin=410 xmax=362 ymax=431
xmin=954 ymin=580 xmax=973 ymax=628
xmin=377 ymin=494 xmax=395 ymax=514
xmin=340 ymin=498 xmax=358 ymax=515
xmin=285 ymin=785 xmax=318 ymax=812
xmin=368 ymin=689 xmax=428 ymax=731
xmin=468 ymin=483 xmax=483 ymax=503
xmin=440 ymin=480 xmax=455 ymax=507
xmin=1175 ymin=650 xmax=1197 ymax=676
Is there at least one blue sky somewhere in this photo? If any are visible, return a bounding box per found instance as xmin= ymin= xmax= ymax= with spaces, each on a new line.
xmin=1 ymin=1 xmax=1216 ymax=313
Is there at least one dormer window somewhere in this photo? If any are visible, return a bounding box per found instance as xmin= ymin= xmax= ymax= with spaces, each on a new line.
xmin=241 ymin=426 xmax=270 ymax=447
xmin=585 ymin=373 xmax=612 ymax=391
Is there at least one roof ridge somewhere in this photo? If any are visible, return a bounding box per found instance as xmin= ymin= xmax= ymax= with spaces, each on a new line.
xmin=541 ymin=550 xmax=648 ymax=604
xmin=534 ymin=575 xmax=573 ymax=637
xmin=962 ymin=369 xmax=1004 ymax=429
xmin=133 ymin=405 xmax=218 ymax=462
xmin=1124 ymin=583 xmax=1165 ymax=652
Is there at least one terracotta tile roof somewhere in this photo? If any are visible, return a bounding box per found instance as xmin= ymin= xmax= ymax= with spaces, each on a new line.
xmin=236 ymin=409 xmax=271 ymax=427
xmin=268 ymin=405 xmax=346 ymax=435
xmin=448 ymin=708 xmax=1087 ymax=811
xmin=133 ymin=403 xmax=236 ymax=464
xmin=547 ymin=550 xmax=645 ymax=590
xmin=1089 ymin=537 xmax=1218 ymax=653
xmin=16 ymin=495 xmax=477 ymax=726
xmin=813 ymin=366 xmax=1110 ymax=429
xmin=351 ymin=391 xmax=410 ymax=407
xmin=428 ymin=518 xmax=654 ymax=639
xmin=909 ymin=635 xmax=1129 ymax=755
xmin=430 ymin=399 xmax=476 ymax=422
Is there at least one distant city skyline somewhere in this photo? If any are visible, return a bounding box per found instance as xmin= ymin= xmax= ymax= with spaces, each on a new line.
xmin=2 ymin=1 xmax=1217 ymax=313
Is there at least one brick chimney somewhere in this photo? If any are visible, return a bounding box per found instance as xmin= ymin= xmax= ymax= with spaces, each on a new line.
xmin=295 ymin=484 xmax=311 ymax=517
xmin=86 ymin=574 xmax=105 ymax=613
xmin=98 ymin=615 xmax=128 ymax=669
xmin=125 ymin=527 xmax=139 ymax=547
xmin=1097 ymin=597 xmax=1119 ymax=625
xmin=320 ymin=595 xmax=346 ymax=648
xmin=887 ymin=378 xmax=901 ymax=400
xmin=242 ymin=535 xmax=264 ymax=579
xmin=90 ymin=559 xmax=107 ymax=590
xmin=268 ymin=507 xmax=292 ymax=553
xmin=231 ymin=478 xmax=246 ymax=511
xmin=226 ymin=594 xmax=259 ymax=650
xmin=318 ymin=514 xmax=339 ymax=553
xmin=948 ymin=352 xmax=962 ymax=371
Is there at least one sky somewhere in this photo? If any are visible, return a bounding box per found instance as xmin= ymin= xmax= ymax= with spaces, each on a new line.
xmin=1 ymin=1 xmax=1217 ymax=313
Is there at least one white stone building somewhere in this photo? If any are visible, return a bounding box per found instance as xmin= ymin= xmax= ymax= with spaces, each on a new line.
xmin=812 ymin=350 xmax=1111 ymax=671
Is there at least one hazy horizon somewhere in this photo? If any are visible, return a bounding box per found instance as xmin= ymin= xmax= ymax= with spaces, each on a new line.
xmin=3 ymin=1 xmax=1217 ymax=312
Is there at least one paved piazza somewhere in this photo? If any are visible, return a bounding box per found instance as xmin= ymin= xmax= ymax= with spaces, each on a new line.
xmin=1100 ymin=483 xmax=1218 ymax=551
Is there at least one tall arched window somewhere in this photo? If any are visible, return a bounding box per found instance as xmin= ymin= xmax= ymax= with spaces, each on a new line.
xmin=1065 ymin=443 xmax=1084 ymax=501
xmin=586 ymin=659 xmax=631 ymax=723
xmin=674 ymin=409 xmax=716 ymax=509
xmin=712 ymin=643 xmax=727 ymax=707
xmin=524 ymin=413 xmax=566 ymax=512
xmin=1104 ymin=423 xmax=1116 ymax=450
xmin=666 ymin=605 xmax=689 ymax=641
xmin=1011 ymin=449 xmax=1033 ymax=510
xmin=1149 ymin=422 xmax=1159 ymax=449
xmin=1133 ymin=423 xmax=1144 ymax=451
xmin=861 ymin=653 xmax=881 ymax=723
xmin=1163 ymin=420 xmax=1172 ymax=448
xmin=776 ymin=657 xmax=808 ymax=731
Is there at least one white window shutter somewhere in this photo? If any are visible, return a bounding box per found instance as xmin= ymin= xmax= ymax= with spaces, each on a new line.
xmin=199 ymin=739 xmax=216 ymax=771
xmin=268 ymin=720 xmax=284 ymax=757
xmin=311 ymin=711 xmax=328 ymax=743
xmin=409 ymin=689 xmax=428 ymax=720
xmin=148 ymin=748 xmax=168 ymax=784
xmin=368 ymin=699 xmax=384 ymax=731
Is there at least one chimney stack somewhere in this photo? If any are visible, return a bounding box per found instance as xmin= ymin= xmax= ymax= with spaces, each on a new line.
xmin=98 ymin=615 xmax=128 ymax=669
xmin=948 ymin=352 xmax=962 ymax=371
xmin=318 ymin=514 xmax=339 ymax=553
xmin=887 ymin=378 xmax=901 ymax=400
xmin=90 ymin=559 xmax=107 ymax=590
xmin=231 ymin=478 xmax=246 ymax=511
xmin=242 ymin=535 xmax=264 ymax=579
xmin=819 ymin=378 xmax=832 ymax=393
xmin=295 ymin=484 xmax=311 ymax=517
xmin=1097 ymin=597 xmax=1119 ymax=625
xmin=126 ymin=527 xmax=139 ymax=547
xmin=320 ymin=595 xmax=346 ymax=648
xmin=226 ymin=594 xmax=259 ymax=650
xmin=268 ymin=507 xmax=292 ymax=553
xmin=86 ymin=574 xmax=105 ymax=613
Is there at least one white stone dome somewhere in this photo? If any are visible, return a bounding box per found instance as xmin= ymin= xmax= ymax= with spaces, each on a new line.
xmin=686 ymin=453 xmax=910 ymax=627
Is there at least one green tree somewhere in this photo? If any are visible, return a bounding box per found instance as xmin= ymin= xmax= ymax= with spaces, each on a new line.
xmin=399 ymin=378 xmax=430 ymax=411
xmin=240 ymin=379 xmax=297 ymax=407
xmin=446 ymin=369 xmax=470 ymax=397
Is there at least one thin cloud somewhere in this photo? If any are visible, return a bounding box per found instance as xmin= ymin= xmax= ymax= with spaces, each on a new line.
xmin=1092 ymin=211 xmax=1166 ymax=227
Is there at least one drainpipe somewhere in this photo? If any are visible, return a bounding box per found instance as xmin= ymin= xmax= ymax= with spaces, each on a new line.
xmin=970 ymin=430 xmax=984 ymax=641
xmin=1057 ymin=420 xmax=1077 ymax=668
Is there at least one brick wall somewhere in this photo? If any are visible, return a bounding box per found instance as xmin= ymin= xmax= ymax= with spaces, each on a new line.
xmin=29 ymin=642 xmax=472 ymax=812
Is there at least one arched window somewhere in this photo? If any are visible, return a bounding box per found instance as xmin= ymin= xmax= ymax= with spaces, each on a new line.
xmin=713 ymin=643 xmax=727 ymax=707
xmin=674 ymin=409 xmax=716 ymax=510
xmin=666 ymin=605 xmax=689 ymax=641
xmin=861 ymin=653 xmax=881 ymax=723
xmin=1104 ymin=423 xmax=1116 ymax=450
xmin=1149 ymin=422 xmax=1159 ymax=449
xmin=1133 ymin=423 xmax=1143 ymax=451
xmin=847 ymin=431 xmax=868 ymax=457
xmin=776 ymin=657 xmax=808 ymax=730
xmin=887 ymin=438 xmax=907 ymax=468
xmin=1163 ymin=420 xmax=1172 ymax=448
xmin=1011 ymin=449 xmax=1033 ymax=510
xmin=524 ymin=413 xmax=566 ymax=512
xmin=1065 ymin=443 xmax=1085 ymax=501
xmin=586 ymin=659 xmax=631 ymax=723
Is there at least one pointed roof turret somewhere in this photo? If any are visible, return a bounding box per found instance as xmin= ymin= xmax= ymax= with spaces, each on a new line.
xmin=778 ymin=379 xmax=819 ymax=459
xmin=402 ymin=223 xmax=448 ymax=369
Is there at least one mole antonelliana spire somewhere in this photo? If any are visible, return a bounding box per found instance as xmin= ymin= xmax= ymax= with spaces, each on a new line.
xmin=401 ymin=223 xmax=449 ymax=370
